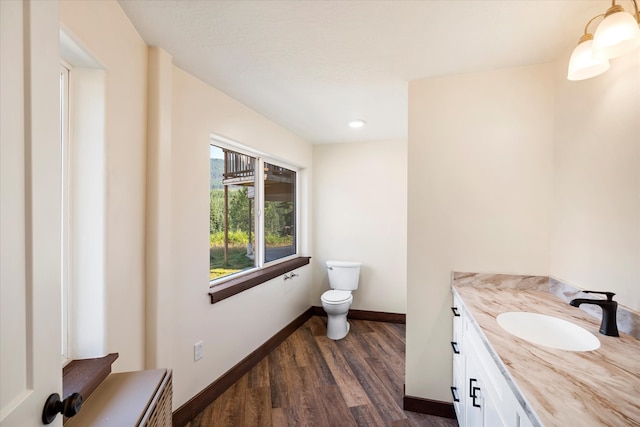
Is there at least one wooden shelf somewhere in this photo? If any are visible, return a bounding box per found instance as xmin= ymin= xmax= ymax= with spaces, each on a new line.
xmin=63 ymin=353 xmax=119 ymax=402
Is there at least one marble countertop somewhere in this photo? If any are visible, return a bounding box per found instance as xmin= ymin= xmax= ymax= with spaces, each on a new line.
xmin=453 ymin=273 xmax=640 ymax=427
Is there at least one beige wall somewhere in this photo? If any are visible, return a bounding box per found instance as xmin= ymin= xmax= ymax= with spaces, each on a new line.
xmin=407 ymin=64 xmax=555 ymax=400
xmin=551 ymin=51 xmax=640 ymax=311
xmin=61 ymin=1 xmax=314 ymax=410
xmin=406 ymin=51 xmax=639 ymax=403
xmin=170 ymin=67 xmax=313 ymax=409
xmin=312 ymin=140 xmax=407 ymax=314
xmin=60 ymin=0 xmax=148 ymax=372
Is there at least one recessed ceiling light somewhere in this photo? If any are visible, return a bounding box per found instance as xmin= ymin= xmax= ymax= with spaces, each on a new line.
xmin=348 ymin=119 xmax=366 ymax=128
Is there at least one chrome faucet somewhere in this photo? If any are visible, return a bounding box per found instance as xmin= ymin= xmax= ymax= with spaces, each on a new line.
xmin=569 ymin=291 xmax=619 ymax=337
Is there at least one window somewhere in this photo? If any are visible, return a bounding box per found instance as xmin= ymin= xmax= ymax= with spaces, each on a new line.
xmin=209 ymin=145 xmax=257 ymax=280
xmin=60 ymin=31 xmax=109 ymax=361
xmin=210 ymin=138 xmax=298 ymax=285
xmin=263 ymin=162 xmax=296 ymax=262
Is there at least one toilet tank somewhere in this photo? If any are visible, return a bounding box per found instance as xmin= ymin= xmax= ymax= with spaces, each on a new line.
xmin=326 ymin=260 xmax=361 ymax=291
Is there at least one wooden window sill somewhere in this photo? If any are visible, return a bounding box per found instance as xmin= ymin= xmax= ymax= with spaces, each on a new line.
xmin=209 ymin=256 xmax=311 ymax=304
xmin=63 ymin=353 xmax=119 ymax=403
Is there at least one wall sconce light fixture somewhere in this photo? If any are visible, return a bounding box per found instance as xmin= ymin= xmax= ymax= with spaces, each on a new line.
xmin=567 ymin=0 xmax=640 ymax=81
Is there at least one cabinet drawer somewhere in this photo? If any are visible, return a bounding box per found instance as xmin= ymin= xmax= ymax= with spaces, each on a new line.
xmin=452 ymin=359 xmax=465 ymax=425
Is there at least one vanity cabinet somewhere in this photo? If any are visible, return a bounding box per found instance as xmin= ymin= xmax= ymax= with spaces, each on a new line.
xmin=452 ymin=291 xmax=534 ymax=427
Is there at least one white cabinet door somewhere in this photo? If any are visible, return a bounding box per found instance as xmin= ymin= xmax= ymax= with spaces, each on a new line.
xmin=466 ymin=338 xmax=510 ymax=427
xmin=464 ymin=354 xmax=484 ymax=427
xmin=0 ymin=1 xmax=63 ymax=426
xmin=482 ymin=378 xmax=507 ymax=427
xmin=510 ymin=393 xmax=535 ymax=427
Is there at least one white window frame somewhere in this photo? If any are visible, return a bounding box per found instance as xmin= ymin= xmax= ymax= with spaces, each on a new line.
xmin=60 ymin=28 xmax=109 ymax=361
xmin=60 ymin=61 xmax=72 ymax=363
xmin=209 ymin=134 xmax=300 ymax=286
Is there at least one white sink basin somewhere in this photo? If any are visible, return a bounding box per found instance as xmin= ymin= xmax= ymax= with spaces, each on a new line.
xmin=496 ymin=312 xmax=600 ymax=351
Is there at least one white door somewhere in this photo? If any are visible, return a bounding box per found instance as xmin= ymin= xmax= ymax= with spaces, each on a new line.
xmin=1 ymin=1 xmax=63 ymax=426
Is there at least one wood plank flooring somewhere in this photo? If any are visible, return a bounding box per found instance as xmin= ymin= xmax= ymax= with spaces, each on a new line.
xmin=186 ymin=316 xmax=458 ymax=427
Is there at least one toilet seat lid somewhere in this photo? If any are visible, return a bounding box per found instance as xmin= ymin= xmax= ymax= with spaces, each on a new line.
xmin=321 ymin=290 xmax=352 ymax=304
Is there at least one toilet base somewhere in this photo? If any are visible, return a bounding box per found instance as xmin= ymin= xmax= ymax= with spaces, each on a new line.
xmin=326 ymin=315 xmax=350 ymax=340
xmin=321 ymin=294 xmax=353 ymax=340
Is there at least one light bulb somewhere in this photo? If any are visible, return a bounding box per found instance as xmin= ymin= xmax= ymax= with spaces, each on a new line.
xmin=348 ymin=120 xmax=366 ymax=128
xmin=567 ymin=35 xmax=610 ymax=81
xmin=592 ymin=5 xmax=640 ymax=60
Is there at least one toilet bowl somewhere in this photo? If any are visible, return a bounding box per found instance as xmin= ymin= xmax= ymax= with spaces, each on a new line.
xmin=321 ymin=290 xmax=353 ymax=340
xmin=321 ymin=261 xmax=361 ymax=340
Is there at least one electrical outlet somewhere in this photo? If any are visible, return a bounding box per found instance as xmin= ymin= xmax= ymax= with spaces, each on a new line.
xmin=194 ymin=341 xmax=203 ymax=361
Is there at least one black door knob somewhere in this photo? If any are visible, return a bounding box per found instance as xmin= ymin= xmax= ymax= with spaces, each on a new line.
xmin=42 ymin=392 xmax=83 ymax=424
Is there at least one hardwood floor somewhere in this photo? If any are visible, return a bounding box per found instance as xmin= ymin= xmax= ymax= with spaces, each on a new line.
xmin=186 ymin=316 xmax=458 ymax=427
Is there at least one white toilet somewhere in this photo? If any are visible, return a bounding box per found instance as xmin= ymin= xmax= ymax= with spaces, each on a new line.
xmin=321 ymin=260 xmax=361 ymax=340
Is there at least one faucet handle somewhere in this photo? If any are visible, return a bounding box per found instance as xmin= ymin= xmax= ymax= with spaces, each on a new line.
xmin=584 ymin=290 xmax=616 ymax=301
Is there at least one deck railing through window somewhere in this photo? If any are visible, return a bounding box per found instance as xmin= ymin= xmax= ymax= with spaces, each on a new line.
xmin=223 ymin=150 xmax=255 ymax=184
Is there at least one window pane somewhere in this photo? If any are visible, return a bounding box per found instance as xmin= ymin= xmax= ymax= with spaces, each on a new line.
xmin=210 ymin=145 xmax=257 ymax=281
xmin=264 ymin=162 xmax=296 ymax=262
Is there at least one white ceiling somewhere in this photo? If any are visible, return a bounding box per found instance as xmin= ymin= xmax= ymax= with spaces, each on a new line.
xmin=117 ymin=0 xmax=608 ymax=144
